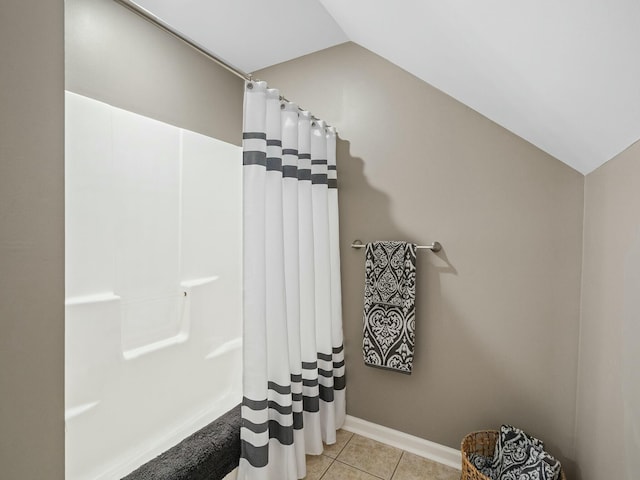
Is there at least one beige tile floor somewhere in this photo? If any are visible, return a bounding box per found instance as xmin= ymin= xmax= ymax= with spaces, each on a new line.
xmin=304 ymin=430 xmax=461 ymax=480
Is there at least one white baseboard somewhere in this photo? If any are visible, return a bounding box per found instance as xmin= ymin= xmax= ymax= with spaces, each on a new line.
xmin=221 ymin=417 xmax=461 ymax=478
xmin=342 ymin=415 xmax=462 ymax=470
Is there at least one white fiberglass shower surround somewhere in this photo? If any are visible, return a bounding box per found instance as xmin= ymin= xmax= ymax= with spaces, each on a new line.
xmin=64 ymin=92 xmax=242 ymax=480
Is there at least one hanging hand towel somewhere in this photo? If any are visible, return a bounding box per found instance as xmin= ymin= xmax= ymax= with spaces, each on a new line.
xmin=363 ymin=241 xmax=417 ymax=374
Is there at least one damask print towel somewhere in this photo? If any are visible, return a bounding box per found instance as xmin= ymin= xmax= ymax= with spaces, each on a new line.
xmin=362 ymin=241 xmax=417 ymax=374
xmin=491 ymin=425 xmax=562 ymax=480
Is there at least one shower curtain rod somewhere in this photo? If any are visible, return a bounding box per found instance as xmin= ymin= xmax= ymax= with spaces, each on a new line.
xmin=113 ymin=0 xmax=251 ymax=82
xmin=112 ymin=0 xmax=330 ymax=127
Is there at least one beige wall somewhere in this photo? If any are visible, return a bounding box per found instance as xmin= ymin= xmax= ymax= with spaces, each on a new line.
xmin=0 ymin=0 xmax=65 ymax=478
xmin=258 ymin=42 xmax=585 ymax=475
xmin=65 ymin=0 xmax=244 ymax=145
xmin=577 ymin=141 xmax=640 ymax=480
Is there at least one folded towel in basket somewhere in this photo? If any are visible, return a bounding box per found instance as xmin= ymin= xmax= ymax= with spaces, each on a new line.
xmin=469 ymin=425 xmax=562 ymax=480
xmin=362 ymin=241 xmax=417 ymax=374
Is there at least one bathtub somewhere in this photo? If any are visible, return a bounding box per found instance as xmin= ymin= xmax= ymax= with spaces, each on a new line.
xmin=65 ymin=92 xmax=242 ymax=480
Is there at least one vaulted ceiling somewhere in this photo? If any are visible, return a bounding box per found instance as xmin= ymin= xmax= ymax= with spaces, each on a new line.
xmin=132 ymin=0 xmax=640 ymax=174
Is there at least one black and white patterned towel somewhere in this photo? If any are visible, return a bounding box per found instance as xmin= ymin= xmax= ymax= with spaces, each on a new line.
xmin=476 ymin=425 xmax=562 ymax=480
xmin=362 ymin=241 xmax=417 ymax=374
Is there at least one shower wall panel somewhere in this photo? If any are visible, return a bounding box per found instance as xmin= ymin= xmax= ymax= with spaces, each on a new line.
xmin=65 ymin=91 xmax=242 ymax=480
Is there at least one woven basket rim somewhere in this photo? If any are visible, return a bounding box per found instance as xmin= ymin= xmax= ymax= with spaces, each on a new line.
xmin=460 ymin=429 xmax=566 ymax=480
xmin=461 ymin=430 xmax=499 ymax=444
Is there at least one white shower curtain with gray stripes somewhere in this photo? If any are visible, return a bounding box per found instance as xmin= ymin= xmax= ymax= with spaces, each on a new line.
xmin=239 ymin=81 xmax=345 ymax=480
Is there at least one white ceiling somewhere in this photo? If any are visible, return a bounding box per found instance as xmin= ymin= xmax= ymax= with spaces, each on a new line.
xmin=131 ymin=0 xmax=347 ymax=73
xmin=132 ymin=0 xmax=640 ymax=174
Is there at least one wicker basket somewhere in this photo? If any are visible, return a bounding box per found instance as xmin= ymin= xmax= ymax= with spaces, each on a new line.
xmin=460 ymin=430 xmax=566 ymax=480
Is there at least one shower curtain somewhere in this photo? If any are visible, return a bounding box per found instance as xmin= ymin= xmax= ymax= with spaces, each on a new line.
xmin=239 ymin=81 xmax=345 ymax=480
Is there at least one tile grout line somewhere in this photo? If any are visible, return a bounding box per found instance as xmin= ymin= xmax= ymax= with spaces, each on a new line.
xmin=327 ymin=433 xmax=385 ymax=479
xmin=389 ymin=450 xmax=405 ymax=480
xmin=319 ymin=432 xmax=354 ymax=479
xmin=328 ymin=431 xmax=354 ymax=465
xmin=316 ymin=430 xmax=460 ymax=480
xmin=318 ymin=455 xmax=334 ymax=480
xmin=334 ymin=432 xmax=353 ymax=457
xmin=319 ymin=432 xmax=412 ymax=480
xmin=332 ymin=458 xmax=387 ymax=479
xmin=334 ymin=432 xmax=403 ymax=480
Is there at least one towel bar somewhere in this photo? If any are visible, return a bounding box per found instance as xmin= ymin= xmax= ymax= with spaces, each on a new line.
xmin=350 ymin=239 xmax=442 ymax=253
